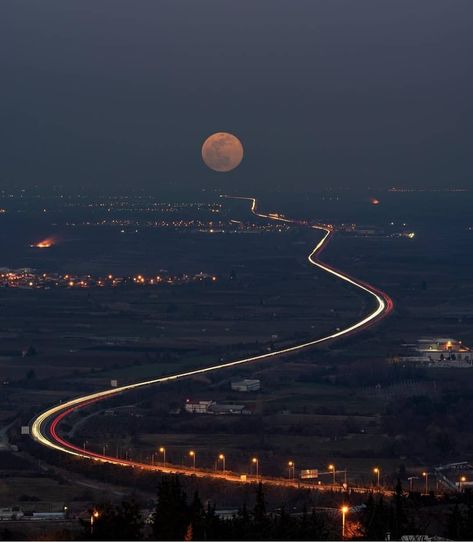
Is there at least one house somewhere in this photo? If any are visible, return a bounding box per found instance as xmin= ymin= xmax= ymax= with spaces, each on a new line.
xmin=184 ymin=400 xmax=214 ymax=414
xmin=231 ymin=379 xmax=261 ymax=392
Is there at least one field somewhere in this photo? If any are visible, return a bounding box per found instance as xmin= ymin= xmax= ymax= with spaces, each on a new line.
xmin=2 ymin=191 xmax=473 ymax=507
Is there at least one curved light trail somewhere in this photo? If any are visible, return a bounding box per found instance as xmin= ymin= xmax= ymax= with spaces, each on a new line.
xmin=30 ymin=197 xmax=393 ymax=489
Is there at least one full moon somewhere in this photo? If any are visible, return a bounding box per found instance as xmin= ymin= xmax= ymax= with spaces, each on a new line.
xmin=201 ymin=132 xmax=244 ymax=172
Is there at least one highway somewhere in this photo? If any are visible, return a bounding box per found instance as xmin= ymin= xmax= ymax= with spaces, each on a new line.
xmin=30 ymin=197 xmax=393 ymax=492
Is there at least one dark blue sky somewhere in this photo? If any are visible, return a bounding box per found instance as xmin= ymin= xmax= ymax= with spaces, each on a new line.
xmin=1 ymin=1 xmax=472 ymax=192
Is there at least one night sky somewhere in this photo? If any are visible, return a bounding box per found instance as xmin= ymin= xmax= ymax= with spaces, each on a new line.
xmin=1 ymin=1 xmax=472 ymax=192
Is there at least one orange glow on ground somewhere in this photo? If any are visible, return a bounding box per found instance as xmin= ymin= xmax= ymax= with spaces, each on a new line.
xmin=32 ymin=238 xmax=55 ymax=248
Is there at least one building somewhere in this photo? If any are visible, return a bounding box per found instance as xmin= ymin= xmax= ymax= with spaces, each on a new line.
xmin=0 ymin=508 xmax=23 ymax=520
xmin=184 ymin=400 xmax=214 ymax=414
xmin=184 ymin=399 xmax=251 ymax=415
xmin=231 ymin=378 xmax=261 ymax=392
xmin=208 ymin=403 xmax=250 ymax=415
xmin=398 ymin=337 xmax=472 ymax=366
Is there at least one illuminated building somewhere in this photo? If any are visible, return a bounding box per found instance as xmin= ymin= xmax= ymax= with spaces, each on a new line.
xmin=399 ymin=337 xmax=472 ymax=366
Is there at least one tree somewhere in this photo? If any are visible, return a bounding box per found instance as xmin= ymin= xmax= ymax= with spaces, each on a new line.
xmin=446 ymin=504 xmax=463 ymax=540
xmin=306 ymin=509 xmax=329 ymax=541
xmin=360 ymin=495 xmax=389 ymax=541
xmin=83 ymin=500 xmax=143 ymax=540
xmin=391 ymin=479 xmax=407 ymax=540
xmin=188 ymin=492 xmax=206 ymax=541
xmin=152 ymin=476 xmax=189 ymax=540
xmin=252 ymin=483 xmax=271 ymax=540
xmin=232 ymin=503 xmax=252 ymax=540
xmin=275 ymin=506 xmax=296 ymax=540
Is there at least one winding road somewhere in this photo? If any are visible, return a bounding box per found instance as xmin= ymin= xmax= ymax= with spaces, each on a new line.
xmin=30 ymin=197 xmax=393 ymax=490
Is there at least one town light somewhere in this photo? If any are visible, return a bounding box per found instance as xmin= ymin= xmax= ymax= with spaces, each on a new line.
xmin=189 ymin=450 xmax=196 ymax=469
xmin=373 ymin=467 xmax=380 ymax=486
xmin=422 ymin=471 xmax=429 ymax=494
xmin=341 ymin=505 xmax=349 ymax=539
xmin=328 ymin=464 xmax=336 ymax=484
xmin=90 ymin=510 xmax=100 ymax=534
xmin=252 ymin=457 xmax=259 ymax=479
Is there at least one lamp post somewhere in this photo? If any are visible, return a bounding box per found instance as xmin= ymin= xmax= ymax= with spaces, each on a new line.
xmin=460 ymin=476 xmax=467 ymax=491
xmin=408 ymin=476 xmax=418 ymax=492
xmin=422 ymin=471 xmax=429 ymax=494
xmin=252 ymin=457 xmax=259 ymax=480
xmin=341 ymin=505 xmax=349 ymax=540
xmin=288 ymin=461 xmax=295 ymax=480
xmin=373 ymin=467 xmax=380 ymax=487
xmin=218 ymin=453 xmax=225 ymax=472
xmin=189 ymin=450 xmax=196 ymax=470
xmin=159 ymin=447 xmax=166 ymax=467
xmin=90 ymin=510 xmax=99 ymax=535
xmin=328 ymin=464 xmax=336 ymax=485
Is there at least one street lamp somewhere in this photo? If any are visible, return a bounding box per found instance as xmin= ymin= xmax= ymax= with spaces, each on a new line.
xmin=189 ymin=450 xmax=196 ymax=470
xmin=341 ymin=505 xmax=349 ymax=539
xmin=159 ymin=447 xmax=166 ymax=467
xmin=328 ymin=464 xmax=336 ymax=485
xmin=90 ymin=510 xmax=99 ymax=535
xmin=252 ymin=457 xmax=259 ymax=480
xmin=408 ymin=476 xmax=418 ymax=492
xmin=373 ymin=467 xmax=380 ymax=487
xmin=288 ymin=461 xmax=295 ymax=480
xmin=422 ymin=471 xmax=429 ymax=494
xmin=218 ymin=453 xmax=225 ymax=472
xmin=460 ymin=476 xmax=467 ymax=491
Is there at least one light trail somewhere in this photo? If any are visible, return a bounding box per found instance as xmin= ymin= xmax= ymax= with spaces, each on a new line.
xmin=30 ymin=197 xmax=393 ymax=490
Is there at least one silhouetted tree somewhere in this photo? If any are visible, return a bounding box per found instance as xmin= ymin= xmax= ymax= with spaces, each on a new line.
xmin=361 ymin=494 xmax=389 ymax=540
xmin=253 ymin=482 xmax=270 ymax=539
xmin=82 ymin=500 xmax=143 ymax=540
xmin=152 ymin=476 xmax=189 ymax=540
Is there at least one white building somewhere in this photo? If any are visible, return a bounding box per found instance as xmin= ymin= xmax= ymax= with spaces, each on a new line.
xmin=231 ymin=379 xmax=261 ymax=392
xmin=184 ymin=400 xmax=214 ymax=414
xmin=400 ymin=337 xmax=472 ymax=366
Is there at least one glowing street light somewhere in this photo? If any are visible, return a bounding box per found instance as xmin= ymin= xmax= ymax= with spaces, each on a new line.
xmin=422 ymin=471 xmax=429 ymax=494
xmin=408 ymin=476 xmax=418 ymax=492
xmin=159 ymin=447 xmax=166 ymax=467
xmin=460 ymin=475 xmax=467 ymax=491
xmin=90 ymin=510 xmax=100 ymax=535
xmin=328 ymin=464 xmax=336 ymax=485
xmin=252 ymin=457 xmax=259 ymax=479
xmin=189 ymin=450 xmax=196 ymax=470
xmin=288 ymin=460 xmax=295 ymax=480
xmin=373 ymin=467 xmax=380 ymax=487
xmin=218 ymin=453 xmax=225 ymax=472
xmin=341 ymin=505 xmax=349 ymax=539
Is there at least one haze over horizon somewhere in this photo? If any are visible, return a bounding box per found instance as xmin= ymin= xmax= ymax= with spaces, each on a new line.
xmin=1 ymin=0 xmax=472 ymax=192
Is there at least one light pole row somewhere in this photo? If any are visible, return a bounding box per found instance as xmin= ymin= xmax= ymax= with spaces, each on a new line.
xmin=154 ymin=450 xmax=298 ymax=480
